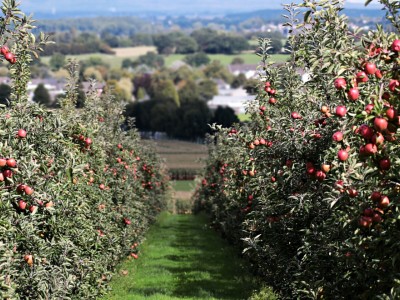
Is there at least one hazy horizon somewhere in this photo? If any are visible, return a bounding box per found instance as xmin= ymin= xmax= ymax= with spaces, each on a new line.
xmin=20 ymin=0 xmax=383 ymax=18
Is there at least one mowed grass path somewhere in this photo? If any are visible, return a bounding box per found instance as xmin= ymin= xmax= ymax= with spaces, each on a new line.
xmin=101 ymin=212 xmax=260 ymax=300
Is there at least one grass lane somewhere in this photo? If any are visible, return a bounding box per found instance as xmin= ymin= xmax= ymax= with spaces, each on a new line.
xmin=101 ymin=212 xmax=263 ymax=300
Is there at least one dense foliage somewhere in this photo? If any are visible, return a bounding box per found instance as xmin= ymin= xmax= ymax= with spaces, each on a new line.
xmin=195 ymin=0 xmax=400 ymax=298
xmin=0 ymin=1 xmax=167 ymax=299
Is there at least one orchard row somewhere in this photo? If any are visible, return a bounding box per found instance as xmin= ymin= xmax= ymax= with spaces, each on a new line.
xmin=0 ymin=2 xmax=167 ymax=299
xmin=195 ymin=1 xmax=400 ymax=298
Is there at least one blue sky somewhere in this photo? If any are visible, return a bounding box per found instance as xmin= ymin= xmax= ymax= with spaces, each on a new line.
xmin=20 ymin=0 xmax=382 ymax=15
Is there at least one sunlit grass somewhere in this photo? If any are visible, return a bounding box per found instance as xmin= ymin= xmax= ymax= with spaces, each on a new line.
xmin=101 ymin=212 xmax=264 ymax=300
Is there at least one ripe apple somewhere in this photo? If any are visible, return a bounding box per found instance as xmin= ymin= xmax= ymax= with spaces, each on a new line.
xmin=338 ymin=149 xmax=349 ymax=161
xmin=131 ymin=253 xmax=138 ymax=259
xmin=315 ymin=170 xmax=326 ymax=182
xmin=0 ymin=45 xmax=9 ymax=56
xmin=348 ymin=188 xmax=358 ymax=198
xmin=17 ymin=129 xmax=26 ymax=138
xmin=99 ymin=184 xmax=105 ymax=190
xmin=29 ymin=205 xmax=38 ymax=214
xmin=45 ymin=201 xmax=54 ymax=208
xmin=117 ymin=144 xmax=123 ymax=149
xmin=291 ymin=112 xmax=301 ymax=119
xmin=269 ymin=97 xmax=277 ymax=104
xmin=3 ymin=169 xmax=12 ymax=178
xmin=378 ymin=195 xmax=390 ymax=208
xmin=359 ymin=216 xmax=372 ymax=228
xmin=18 ymin=200 xmax=27 ymax=210
xmin=389 ymin=79 xmax=399 ymax=92
xmin=359 ymin=124 xmax=374 ymax=140
xmin=356 ymin=71 xmax=368 ymax=83
xmin=306 ymin=162 xmax=315 ymax=175
xmin=124 ymin=218 xmax=131 ymax=225
xmin=386 ymin=107 xmax=397 ymax=120
xmin=16 ymin=184 xmax=26 ymax=194
xmin=374 ymin=117 xmax=388 ymax=132
xmin=364 ymin=62 xmax=377 ymax=75
xmin=363 ymin=208 xmax=374 ymax=217
xmin=347 ymin=87 xmax=360 ymax=101
xmin=334 ymin=77 xmax=346 ymax=90
xmin=365 ymin=103 xmax=374 ymax=113
xmin=24 ymin=186 xmax=34 ymax=196
xmin=84 ymin=138 xmax=92 ymax=146
xmin=372 ymin=132 xmax=384 ymax=145
xmin=6 ymin=158 xmax=16 ymax=168
xmin=391 ymin=39 xmax=400 ymax=52
xmin=364 ymin=143 xmax=377 ymax=155
xmin=259 ymin=138 xmax=266 ymax=145
xmin=372 ymin=213 xmax=382 ymax=223
xmin=371 ymin=191 xmax=381 ymax=202
xmin=5 ymin=52 xmax=15 ymax=64
xmin=332 ymin=131 xmax=343 ymax=142
xmin=379 ymin=158 xmax=391 ymax=170
xmin=0 ymin=158 xmax=6 ymax=167
xmin=335 ymin=106 xmax=347 ymax=117
xmin=375 ymin=69 xmax=383 ymax=79
xmin=0 ymin=173 xmax=4 ymax=182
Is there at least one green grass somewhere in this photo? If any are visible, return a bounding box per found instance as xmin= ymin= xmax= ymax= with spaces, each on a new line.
xmin=238 ymin=113 xmax=251 ymax=122
xmin=101 ymin=212 xmax=264 ymax=300
xmin=40 ymin=52 xmax=289 ymax=69
xmin=163 ymin=53 xmax=289 ymax=67
xmin=171 ymin=180 xmax=195 ymax=192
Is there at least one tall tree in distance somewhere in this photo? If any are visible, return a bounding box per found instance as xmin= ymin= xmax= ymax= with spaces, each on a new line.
xmin=33 ymin=83 xmax=52 ymax=107
xmin=0 ymin=83 xmax=11 ymax=106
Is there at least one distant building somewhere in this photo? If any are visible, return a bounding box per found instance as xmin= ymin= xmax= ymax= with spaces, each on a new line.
xmin=227 ymin=64 xmax=258 ymax=79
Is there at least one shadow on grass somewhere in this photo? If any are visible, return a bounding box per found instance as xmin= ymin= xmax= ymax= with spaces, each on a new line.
xmin=131 ymin=214 xmax=257 ymax=300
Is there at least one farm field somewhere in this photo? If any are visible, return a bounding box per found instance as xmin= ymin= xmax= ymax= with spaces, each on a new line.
xmin=40 ymin=46 xmax=289 ymax=69
xmin=143 ymin=139 xmax=208 ymax=172
xmin=101 ymin=212 xmax=272 ymax=300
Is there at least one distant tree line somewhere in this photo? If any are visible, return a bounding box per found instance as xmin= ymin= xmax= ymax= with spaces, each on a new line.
xmin=124 ymin=66 xmax=240 ymax=140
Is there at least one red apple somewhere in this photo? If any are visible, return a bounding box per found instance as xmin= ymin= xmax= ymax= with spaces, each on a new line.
xmin=348 ymin=87 xmax=360 ymax=101
xmin=291 ymin=112 xmax=301 ymax=119
xmin=334 ymin=77 xmax=346 ymax=90
xmin=0 ymin=158 xmax=6 ymax=167
xmin=374 ymin=117 xmax=388 ymax=132
xmin=364 ymin=143 xmax=377 ymax=155
xmin=335 ymin=106 xmax=347 ymax=117
xmin=363 ymin=208 xmax=374 ymax=217
xmin=269 ymin=97 xmax=276 ymax=104
xmin=6 ymin=158 xmax=16 ymax=168
xmin=378 ymin=195 xmax=390 ymax=208
xmin=356 ymin=71 xmax=368 ymax=83
xmin=371 ymin=191 xmax=381 ymax=202
xmin=99 ymin=184 xmax=105 ymax=190
xmin=338 ymin=149 xmax=349 ymax=161
xmin=359 ymin=216 xmax=372 ymax=228
xmin=17 ymin=129 xmax=26 ymax=138
xmin=24 ymin=186 xmax=34 ymax=196
xmin=84 ymin=138 xmax=92 ymax=146
xmin=131 ymin=253 xmax=138 ymax=259
xmin=29 ymin=205 xmax=38 ymax=214
xmin=365 ymin=103 xmax=374 ymax=113
xmin=0 ymin=45 xmax=9 ymax=56
xmin=391 ymin=39 xmax=400 ymax=52
xmin=3 ymin=169 xmax=12 ymax=178
xmin=375 ymin=69 xmax=383 ymax=79
xmin=124 ymin=218 xmax=131 ymax=225
xmin=386 ymin=107 xmax=397 ymax=120
xmin=389 ymin=79 xmax=399 ymax=92
xmin=348 ymin=188 xmax=358 ymax=198
xmin=379 ymin=158 xmax=391 ymax=170
xmin=18 ymin=200 xmax=27 ymax=210
xmin=315 ymin=170 xmax=326 ymax=182
xmin=332 ymin=131 xmax=343 ymax=142
xmin=364 ymin=62 xmax=377 ymax=75
xmin=372 ymin=132 xmax=384 ymax=145
xmin=359 ymin=124 xmax=374 ymax=140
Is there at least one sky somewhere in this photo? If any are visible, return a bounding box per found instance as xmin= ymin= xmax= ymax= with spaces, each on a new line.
xmin=19 ymin=0 xmax=383 ymax=16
